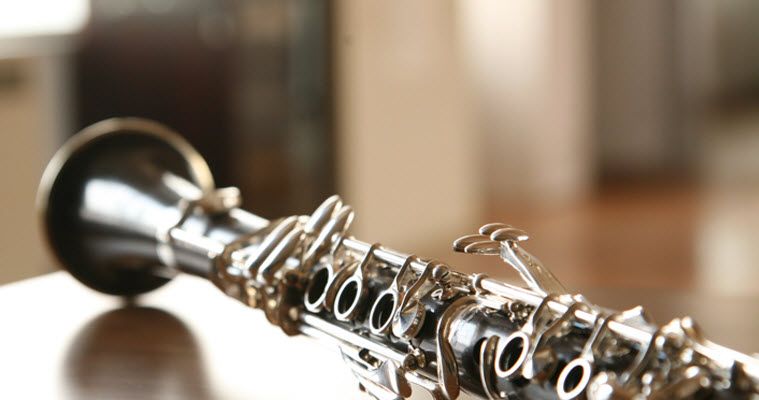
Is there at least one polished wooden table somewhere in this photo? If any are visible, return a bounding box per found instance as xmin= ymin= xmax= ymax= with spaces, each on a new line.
xmin=0 ymin=273 xmax=359 ymax=400
xmin=2 ymin=269 xmax=757 ymax=400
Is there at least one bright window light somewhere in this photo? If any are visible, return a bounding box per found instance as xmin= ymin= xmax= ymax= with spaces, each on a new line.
xmin=0 ymin=0 xmax=89 ymax=38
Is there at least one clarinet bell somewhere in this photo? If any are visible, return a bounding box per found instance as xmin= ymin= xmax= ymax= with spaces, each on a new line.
xmin=37 ymin=118 xmax=215 ymax=295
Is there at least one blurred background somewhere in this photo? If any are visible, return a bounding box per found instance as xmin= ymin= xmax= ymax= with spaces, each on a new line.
xmin=1 ymin=0 xmax=758 ymax=341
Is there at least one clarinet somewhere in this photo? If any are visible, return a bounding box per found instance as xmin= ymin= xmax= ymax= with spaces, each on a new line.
xmin=37 ymin=118 xmax=759 ymax=400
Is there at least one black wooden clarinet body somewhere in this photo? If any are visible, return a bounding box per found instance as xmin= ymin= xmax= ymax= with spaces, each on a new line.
xmin=37 ymin=118 xmax=759 ymax=399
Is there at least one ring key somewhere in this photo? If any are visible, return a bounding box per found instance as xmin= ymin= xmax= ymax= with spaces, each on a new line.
xmin=493 ymin=294 xmax=561 ymax=380
xmin=304 ymin=260 xmax=339 ymax=313
xmin=478 ymin=304 xmax=590 ymax=400
xmin=322 ymin=258 xmax=361 ymax=313
xmin=556 ymin=311 xmax=620 ymax=399
xmin=302 ymin=205 xmax=355 ymax=313
xmin=368 ymin=256 xmax=415 ymax=335
xmin=334 ymin=243 xmax=379 ymax=322
xmin=368 ymin=256 xmax=433 ymax=337
xmin=555 ymin=306 xmax=652 ymax=399
xmin=523 ymin=301 xmax=594 ymax=382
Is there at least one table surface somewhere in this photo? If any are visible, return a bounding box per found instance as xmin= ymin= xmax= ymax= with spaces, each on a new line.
xmin=1 ymin=269 xmax=758 ymax=400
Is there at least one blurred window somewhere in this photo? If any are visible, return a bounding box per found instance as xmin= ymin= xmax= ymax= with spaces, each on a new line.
xmin=0 ymin=0 xmax=89 ymax=38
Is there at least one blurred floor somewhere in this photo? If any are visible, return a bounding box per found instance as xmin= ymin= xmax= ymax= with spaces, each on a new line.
xmin=432 ymin=182 xmax=758 ymax=296
xmin=491 ymin=183 xmax=699 ymax=290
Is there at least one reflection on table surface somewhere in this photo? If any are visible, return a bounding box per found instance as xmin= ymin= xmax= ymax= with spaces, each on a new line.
xmin=1 ymin=272 xmax=757 ymax=399
xmin=0 ymin=274 xmax=359 ymax=400
xmin=64 ymin=306 xmax=212 ymax=399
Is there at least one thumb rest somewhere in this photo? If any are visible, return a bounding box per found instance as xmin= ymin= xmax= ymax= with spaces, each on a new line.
xmin=37 ymin=118 xmax=759 ymax=400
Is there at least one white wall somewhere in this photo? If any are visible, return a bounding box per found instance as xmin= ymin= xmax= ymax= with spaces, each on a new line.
xmin=0 ymin=55 xmax=70 ymax=284
xmin=333 ymin=0 xmax=483 ymax=253
xmin=458 ymin=0 xmax=594 ymax=205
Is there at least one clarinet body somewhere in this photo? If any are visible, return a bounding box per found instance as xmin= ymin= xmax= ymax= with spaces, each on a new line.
xmin=37 ymin=118 xmax=759 ymax=400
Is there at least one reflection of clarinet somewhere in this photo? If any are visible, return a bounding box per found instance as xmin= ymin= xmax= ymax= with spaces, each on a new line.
xmin=38 ymin=118 xmax=759 ymax=400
